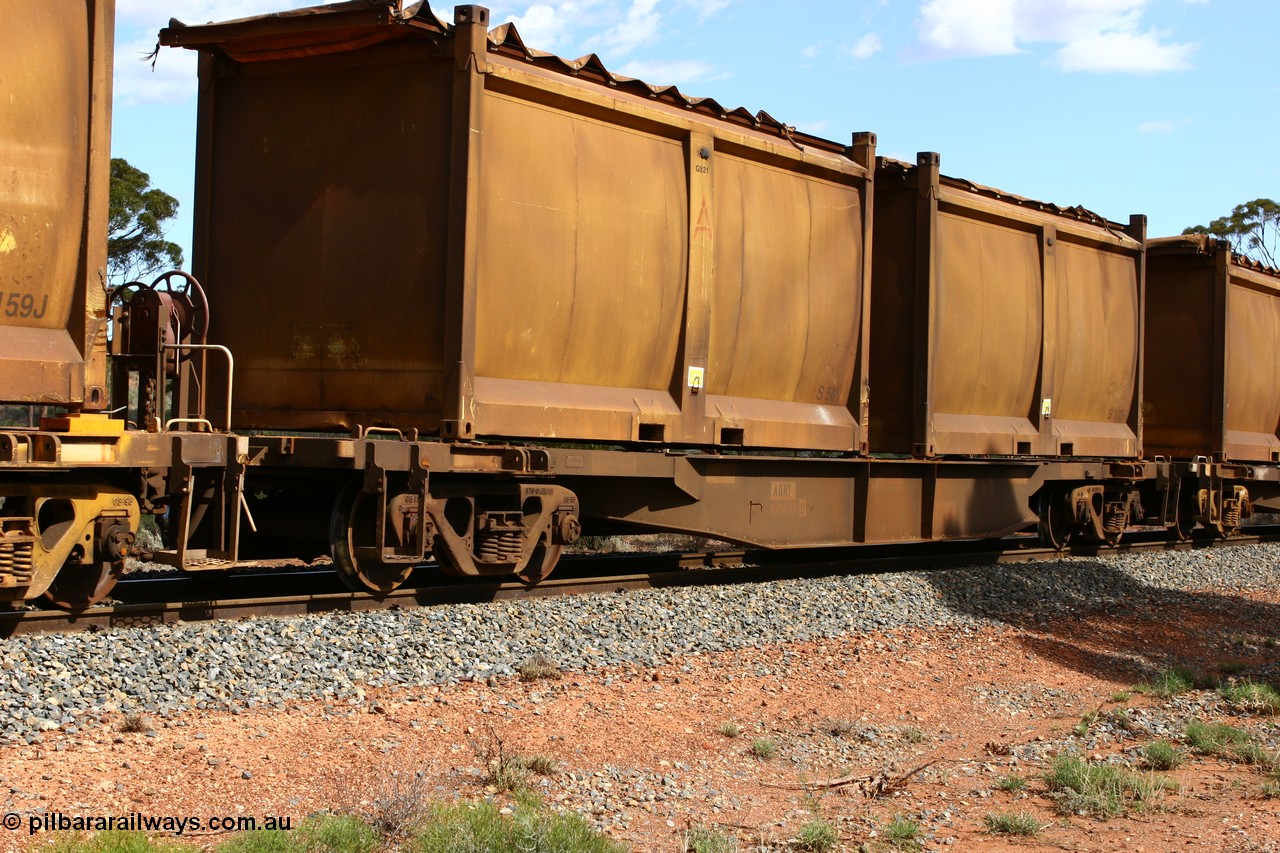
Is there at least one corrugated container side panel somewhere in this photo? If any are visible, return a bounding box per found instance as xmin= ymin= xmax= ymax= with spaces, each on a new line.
xmin=184 ymin=13 xmax=869 ymax=448
xmin=0 ymin=1 xmax=111 ymax=406
xmin=871 ymin=158 xmax=1142 ymax=458
xmin=474 ymin=93 xmax=687 ymax=391
xmin=932 ymin=213 xmax=1040 ymax=419
xmin=1052 ymin=242 xmax=1139 ymax=424
xmin=469 ymin=63 xmax=867 ymax=449
xmin=709 ymin=157 xmax=861 ymax=404
xmin=1224 ymin=281 xmax=1280 ymax=446
xmin=1143 ymin=252 xmax=1214 ymax=455
xmin=202 ymin=51 xmax=452 ymax=430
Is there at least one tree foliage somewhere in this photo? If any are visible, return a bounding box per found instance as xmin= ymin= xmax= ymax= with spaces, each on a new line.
xmin=1182 ymin=198 xmax=1279 ymax=268
xmin=108 ymin=157 xmax=184 ymax=286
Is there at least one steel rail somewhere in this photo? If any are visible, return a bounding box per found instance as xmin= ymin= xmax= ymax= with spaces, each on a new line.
xmin=3 ymin=526 xmax=1277 ymax=638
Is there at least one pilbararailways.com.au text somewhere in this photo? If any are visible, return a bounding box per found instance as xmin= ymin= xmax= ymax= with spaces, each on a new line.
xmin=16 ymin=812 xmax=293 ymax=835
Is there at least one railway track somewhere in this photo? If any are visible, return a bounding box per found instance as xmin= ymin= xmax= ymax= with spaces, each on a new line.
xmin=3 ymin=526 xmax=1278 ymax=638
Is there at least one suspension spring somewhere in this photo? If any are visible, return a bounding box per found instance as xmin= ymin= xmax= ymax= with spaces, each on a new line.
xmin=0 ymin=539 xmax=34 ymax=584
xmin=476 ymin=529 xmax=523 ymax=562
xmin=1103 ymin=503 xmax=1127 ymax=534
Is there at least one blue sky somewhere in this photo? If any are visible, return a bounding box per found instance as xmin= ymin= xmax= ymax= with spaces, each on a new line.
xmin=113 ymin=0 xmax=1279 ymax=264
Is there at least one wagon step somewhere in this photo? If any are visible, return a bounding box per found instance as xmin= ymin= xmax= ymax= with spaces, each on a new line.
xmin=148 ymin=550 xmax=237 ymax=572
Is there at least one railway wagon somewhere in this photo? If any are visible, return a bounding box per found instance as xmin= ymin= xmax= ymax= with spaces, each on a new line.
xmin=163 ymin=2 xmax=874 ymax=455
xmin=0 ymin=0 xmax=234 ymax=609
xmin=0 ymin=0 xmax=127 ymax=609
xmin=4 ymin=0 xmax=1273 ymax=611
xmin=151 ymin=0 xmax=1172 ymax=594
xmin=1145 ymin=234 xmax=1280 ymax=463
xmin=0 ymin=1 xmax=113 ymax=408
xmin=1143 ymin=234 xmax=1280 ymax=534
xmin=870 ymin=156 xmax=1146 ymax=460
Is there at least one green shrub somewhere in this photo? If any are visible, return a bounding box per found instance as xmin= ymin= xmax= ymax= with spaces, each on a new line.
xmin=749 ymin=738 xmax=776 ymax=760
xmin=983 ymin=811 xmax=1044 ymax=836
xmin=1137 ymin=667 xmax=1197 ymax=697
xmin=37 ymin=832 xmax=188 ymax=853
xmin=883 ymin=816 xmax=921 ymax=851
xmin=516 ymin=654 xmax=563 ymax=682
xmin=684 ymin=826 xmax=736 ymax=853
xmin=1185 ymin=720 xmax=1251 ymax=755
xmin=518 ymin=754 xmax=559 ymax=776
xmin=899 ymin=726 xmax=926 ymax=744
xmin=794 ymin=818 xmax=838 ymax=852
xmin=488 ymin=756 xmax=530 ymax=792
xmin=217 ymin=830 xmax=294 ymax=853
xmin=1044 ymin=755 xmax=1169 ymax=819
xmin=294 ymin=814 xmax=379 ymax=853
xmin=718 ymin=722 xmax=740 ymax=739
xmin=1230 ymin=742 xmax=1280 ymax=770
xmin=218 ymin=814 xmax=378 ymax=853
xmin=1218 ymin=680 xmax=1280 ymax=715
xmin=1142 ymin=741 xmax=1183 ymax=771
xmin=1264 ymin=767 xmax=1280 ymax=799
xmin=997 ymin=774 xmax=1027 ymax=793
xmin=1073 ymin=709 xmax=1099 ymax=737
xmin=410 ymin=794 xmax=625 ymax=853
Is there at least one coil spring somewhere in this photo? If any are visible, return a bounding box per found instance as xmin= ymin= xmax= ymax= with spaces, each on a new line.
xmin=477 ymin=529 xmax=523 ymax=562
xmin=0 ymin=541 xmax=34 ymax=583
xmin=1223 ymin=501 xmax=1241 ymax=530
xmin=1104 ymin=506 xmax=1127 ymax=534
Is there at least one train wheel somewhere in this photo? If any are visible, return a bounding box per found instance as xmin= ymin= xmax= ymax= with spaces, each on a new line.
xmin=1037 ymin=487 xmax=1073 ymax=551
xmin=41 ymin=554 xmax=121 ymax=611
xmin=330 ymin=480 xmax=413 ymax=595
xmin=515 ymin=541 xmax=563 ymax=585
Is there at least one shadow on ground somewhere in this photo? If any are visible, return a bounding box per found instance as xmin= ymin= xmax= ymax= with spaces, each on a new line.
xmin=923 ymin=552 xmax=1280 ymax=688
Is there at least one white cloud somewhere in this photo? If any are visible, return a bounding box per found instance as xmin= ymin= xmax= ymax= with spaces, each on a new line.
xmin=490 ymin=1 xmax=614 ymax=52
xmin=509 ymin=4 xmax=570 ymax=50
xmin=681 ymin=0 xmax=730 ymax=23
xmin=617 ymin=58 xmax=727 ymax=84
xmin=913 ymin=0 xmax=1196 ymax=73
xmin=114 ymin=35 xmax=199 ymax=105
xmin=1055 ymin=29 xmax=1194 ymax=72
xmin=117 ymin=0 xmax=338 ymax=27
xmin=847 ymin=33 xmax=883 ymax=60
xmin=594 ymin=0 xmax=662 ymax=57
xmin=916 ymin=0 xmax=1020 ymax=58
xmin=114 ymin=1 xmax=347 ymax=104
xmin=800 ymin=42 xmax=824 ymax=60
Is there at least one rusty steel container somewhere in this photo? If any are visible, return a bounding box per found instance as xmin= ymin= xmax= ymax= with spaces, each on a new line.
xmin=1144 ymin=235 xmax=1280 ymax=462
xmin=870 ymin=155 xmax=1146 ymax=458
xmin=161 ymin=2 xmax=874 ymax=451
xmin=0 ymin=1 xmax=113 ymax=408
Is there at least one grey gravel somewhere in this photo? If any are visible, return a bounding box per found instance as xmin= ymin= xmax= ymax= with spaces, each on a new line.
xmin=1 ymin=542 xmax=1278 ymax=740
